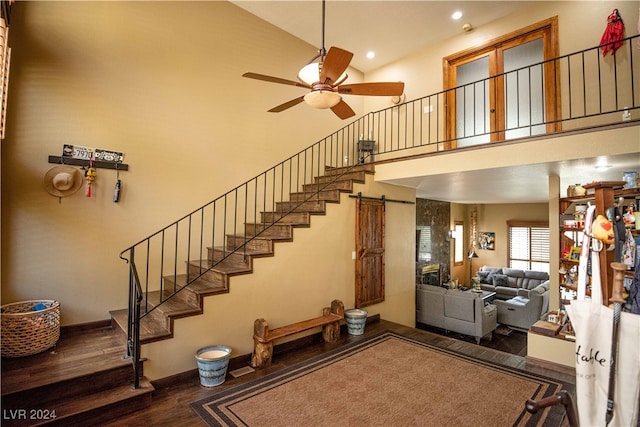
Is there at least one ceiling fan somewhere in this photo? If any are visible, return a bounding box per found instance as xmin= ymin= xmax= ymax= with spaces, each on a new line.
xmin=242 ymin=0 xmax=404 ymax=120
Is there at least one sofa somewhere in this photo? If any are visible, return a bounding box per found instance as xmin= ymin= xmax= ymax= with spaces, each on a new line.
xmin=476 ymin=266 xmax=550 ymax=331
xmin=416 ymin=284 xmax=497 ymax=344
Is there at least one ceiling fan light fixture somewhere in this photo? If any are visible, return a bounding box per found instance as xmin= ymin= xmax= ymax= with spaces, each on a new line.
xmin=298 ymin=63 xmax=321 ymax=85
xmin=304 ymin=90 xmax=341 ymax=109
xmin=298 ymin=62 xmax=348 ymax=86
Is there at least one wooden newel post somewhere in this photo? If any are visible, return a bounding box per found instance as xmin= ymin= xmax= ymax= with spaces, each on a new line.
xmin=251 ymin=318 xmax=272 ymax=368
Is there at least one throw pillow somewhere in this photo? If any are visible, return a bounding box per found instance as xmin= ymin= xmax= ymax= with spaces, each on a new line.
xmin=493 ymin=273 xmax=509 ymax=288
xmin=477 ymin=271 xmax=491 ymax=284
xmin=486 ymin=272 xmax=498 ymax=285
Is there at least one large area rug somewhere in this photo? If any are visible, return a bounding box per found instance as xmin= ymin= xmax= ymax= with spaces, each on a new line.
xmin=191 ymin=331 xmax=572 ymax=427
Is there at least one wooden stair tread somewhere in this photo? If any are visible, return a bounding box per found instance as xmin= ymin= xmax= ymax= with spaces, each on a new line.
xmin=274 ymin=200 xmax=326 ymax=214
xmin=243 ymin=223 xmax=293 ymax=239
xmin=242 ymin=231 xmax=291 ymax=241
xmin=302 ymin=180 xmax=353 ymax=192
xmin=324 ymin=164 xmax=375 ymax=175
xmin=1 ymin=350 xmax=129 ymax=395
xmin=110 ymin=309 xmax=172 ymax=343
xmin=315 ymin=172 xmax=367 ymax=184
xmin=260 ymin=211 xmax=312 ymax=225
xmin=165 ymin=274 xmax=229 ymax=295
xmin=145 ymin=291 xmax=203 ymax=317
xmin=3 ymin=380 xmax=154 ymax=427
xmin=1 ymin=328 xmax=129 ymax=396
xmin=211 ymin=245 xmax=273 ymax=258
xmin=188 ymin=259 xmax=253 ymax=275
xmin=208 ymin=260 xmax=253 ymax=274
xmin=289 ymin=189 xmax=342 ymax=203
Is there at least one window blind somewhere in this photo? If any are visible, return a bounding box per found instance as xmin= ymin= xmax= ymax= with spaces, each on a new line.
xmin=417 ymin=225 xmax=432 ymax=262
xmin=508 ymin=222 xmax=549 ymax=272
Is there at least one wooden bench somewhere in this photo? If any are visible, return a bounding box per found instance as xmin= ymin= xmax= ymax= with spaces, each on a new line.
xmin=250 ymin=299 xmax=344 ymax=368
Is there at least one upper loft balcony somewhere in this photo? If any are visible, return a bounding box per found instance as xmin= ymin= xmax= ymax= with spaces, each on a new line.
xmin=333 ymin=35 xmax=640 ymax=203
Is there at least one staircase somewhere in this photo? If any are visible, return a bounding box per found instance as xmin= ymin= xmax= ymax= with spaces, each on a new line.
xmin=0 ymin=166 xmax=374 ymax=425
xmin=0 ymin=325 xmax=154 ymax=426
xmin=111 ymin=164 xmax=374 ymax=345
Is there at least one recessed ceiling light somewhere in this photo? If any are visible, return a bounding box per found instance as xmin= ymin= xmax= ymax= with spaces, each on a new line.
xmin=366 ymin=51 xmax=375 ymax=59
xmin=594 ymin=156 xmax=611 ymax=170
xmin=595 ymin=164 xmax=611 ymax=171
xmin=452 ymin=11 xmax=463 ymax=20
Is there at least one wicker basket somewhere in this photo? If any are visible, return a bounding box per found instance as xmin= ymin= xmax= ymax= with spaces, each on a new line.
xmin=1 ymin=300 xmax=60 ymax=358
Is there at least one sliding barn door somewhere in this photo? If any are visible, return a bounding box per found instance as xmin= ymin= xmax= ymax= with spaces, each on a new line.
xmin=355 ymin=198 xmax=385 ymax=308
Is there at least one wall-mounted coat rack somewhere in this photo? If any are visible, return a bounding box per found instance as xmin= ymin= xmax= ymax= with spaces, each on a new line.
xmin=48 ymin=155 xmax=129 ymax=171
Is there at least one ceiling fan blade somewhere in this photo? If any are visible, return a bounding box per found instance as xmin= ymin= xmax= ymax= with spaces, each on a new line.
xmin=320 ymin=46 xmax=353 ymax=85
xmin=331 ymin=100 xmax=356 ymax=120
xmin=243 ymin=72 xmax=311 ymax=89
xmin=268 ymin=96 xmax=305 ymax=113
xmin=337 ymin=82 xmax=405 ymax=96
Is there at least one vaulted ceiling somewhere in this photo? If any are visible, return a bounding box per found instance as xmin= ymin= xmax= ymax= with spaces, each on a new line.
xmin=232 ymin=1 xmax=640 ymax=203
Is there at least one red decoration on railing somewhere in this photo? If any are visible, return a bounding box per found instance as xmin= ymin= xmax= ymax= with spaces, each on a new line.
xmin=600 ymin=9 xmax=625 ymax=57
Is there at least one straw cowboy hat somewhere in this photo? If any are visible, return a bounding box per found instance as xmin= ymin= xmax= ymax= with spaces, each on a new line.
xmin=43 ymin=165 xmax=84 ymax=197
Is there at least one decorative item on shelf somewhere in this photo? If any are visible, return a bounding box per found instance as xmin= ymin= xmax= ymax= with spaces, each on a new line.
xmin=622 ymin=171 xmax=637 ymax=189
xmin=573 ymin=184 xmax=586 ymax=196
xmin=574 ymin=204 xmax=587 ymax=228
xmin=622 ymin=228 xmax=636 ymax=268
xmin=471 ymin=275 xmax=481 ymax=291
xmin=567 ymin=184 xmax=587 ymax=197
xmin=559 ymin=321 xmax=575 ymax=341
xmin=547 ymin=309 xmax=566 ymax=325
xmin=568 ymin=246 xmax=582 ymax=261
xmin=622 ymin=203 xmax=635 ymax=227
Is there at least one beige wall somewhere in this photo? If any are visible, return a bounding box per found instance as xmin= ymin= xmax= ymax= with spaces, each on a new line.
xmin=2 ymin=1 xmax=417 ymax=380
xmin=2 ymin=1 xmax=365 ymax=323
xmin=474 ymin=202 xmax=549 ymax=268
xmin=364 ymin=0 xmax=640 ymax=113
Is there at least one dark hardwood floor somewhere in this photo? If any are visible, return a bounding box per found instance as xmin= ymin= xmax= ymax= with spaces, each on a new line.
xmin=2 ymin=319 xmax=574 ymax=426
xmin=416 ymin=322 xmax=529 ymax=357
xmin=104 ymin=319 xmax=573 ymax=427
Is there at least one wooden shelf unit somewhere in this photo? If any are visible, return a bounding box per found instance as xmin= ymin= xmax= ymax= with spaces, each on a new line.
xmin=559 ymin=181 xmax=639 ymax=306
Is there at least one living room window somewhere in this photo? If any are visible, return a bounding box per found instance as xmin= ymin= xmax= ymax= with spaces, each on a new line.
xmin=453 ymin=222 xmax=464 ymax=266
xmin=508 ymin=220 xmax=549 ymax=273
xmin=416 ymin=225 xmax=432 ymax=262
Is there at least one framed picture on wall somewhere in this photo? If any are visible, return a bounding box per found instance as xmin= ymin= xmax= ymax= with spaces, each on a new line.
xmin=479 ymin=232 xmax=495 ymax=250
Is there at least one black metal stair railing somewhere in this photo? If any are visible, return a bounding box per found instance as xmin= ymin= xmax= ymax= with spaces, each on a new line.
xmin=119 ymin=35 xmax=639 ymax=388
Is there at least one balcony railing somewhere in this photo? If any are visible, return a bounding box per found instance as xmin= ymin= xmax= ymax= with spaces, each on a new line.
xmin=119 ymin=35 xmax=639 ymax=388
